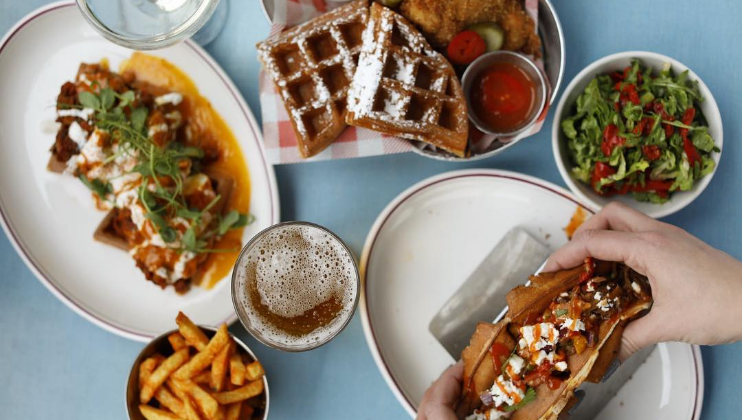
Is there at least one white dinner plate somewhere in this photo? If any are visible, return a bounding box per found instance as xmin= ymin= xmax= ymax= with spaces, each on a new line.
xmin=360 ymin=169 xmax=702 ymax=419
xmin=0 ymin=2 xmax=280 ymax=341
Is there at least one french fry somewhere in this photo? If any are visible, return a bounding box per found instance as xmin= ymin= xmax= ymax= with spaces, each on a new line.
xmin=167 ymin=378 xmax=189 ymax=402
xmin=139 ymin=355 xmax=162 ymax=388
xmin=155 ymin=386 xmax=187 ymax=418
xmin=229 ymin=353 xmax=245 ymax=386
xmin=211 ymin=340 xmax=233 ymax=391
xmin=214 ymin=405 xmax=226 ymax=420
xmin=174 ymin=324 xmax=229 ymax=380
xmin=183 ymin=396 xmax=202 ymax=420
xmin=182 ymin=380 xmax=219 ymax=420
xmin=141 ymin=348 xmax=190 ymax=404
xmin=176 ymin=312 xmax=209 ymax=351
xmin=139 ymin=405 xmax=184 ymax=420
xmin=225 ymin=402 xmax=243 ymax=420
xmin=213 ymin=380 xmax=264 ymax=405
xmin=168 ymin=332 xmax=188 ymax=351
xmin=244 ymin=361 xmax=264 ymax=382
xmin=193 ymin=371 xmax=211 ymax=385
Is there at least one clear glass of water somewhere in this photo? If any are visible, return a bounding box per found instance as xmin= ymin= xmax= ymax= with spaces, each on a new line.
xmin=76 ymin=0 xmax=229 ymax=50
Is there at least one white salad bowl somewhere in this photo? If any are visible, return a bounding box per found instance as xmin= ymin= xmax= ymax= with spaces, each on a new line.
xmin=552 ymin=51 xmax=723 ymax=219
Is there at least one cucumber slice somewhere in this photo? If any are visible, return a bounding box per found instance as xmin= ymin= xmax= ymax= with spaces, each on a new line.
xmin=377 ymin=0 xmax=403 ymax=7
xmin=468 ymin=22 xmax=505 ymax=52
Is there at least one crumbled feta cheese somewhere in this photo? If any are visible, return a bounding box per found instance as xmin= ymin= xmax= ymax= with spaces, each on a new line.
xmin=562 ymin=318 xmax=585 ymax=332
xmin=533 ymin=350 xmax=555 ymax=365
xmin=594 ymin=292 xmax=602 ymax=301
xmin=148 ymin=123 xmax=169 ymax=138
xmin=555 ymin=361 xmax=568 ymax=372
xmin=505 ymin=355 xmax=525 ymax=377
xmin=631 ymin=281 xmax=641 ymax=294
xmin=520 ymin=323 xmax=560 ymax=351
xmin=560 ymin=292 xmax=569 ymax=297
xmin=154 ymin=92 xmax=183 ymax=106
xmin=586 ymin=281 xmax=595 ymax=292
xmin=58 ymin=108 xmax=95 ymax=121
xmin=67 ymin=121 xmax=88 ymax=149
xmin=597 ymin=299 xmax=612 ymax=312
xmin=490 ymin=375 xmax=525 ymax=407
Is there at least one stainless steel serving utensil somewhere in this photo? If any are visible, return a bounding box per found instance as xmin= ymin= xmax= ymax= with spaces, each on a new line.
xmin=429 ymin=227 xmax=550 ymax=358
xmin=429 ymin=226 xmax=653 ymax=419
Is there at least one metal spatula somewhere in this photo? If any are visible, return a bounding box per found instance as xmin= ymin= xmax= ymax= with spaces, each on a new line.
xmin=429 ymin=226 xmax=652 ymax=419
xmin=429 ymin=227 xmax=550 ymax=358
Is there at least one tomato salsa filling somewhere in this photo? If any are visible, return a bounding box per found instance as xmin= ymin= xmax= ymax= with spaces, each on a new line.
xmin=467 ymin=260 xmax=651 ymax=420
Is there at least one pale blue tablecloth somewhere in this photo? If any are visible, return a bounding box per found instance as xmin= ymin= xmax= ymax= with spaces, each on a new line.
xmin=0 ymin=0 xmax=740 ymax=419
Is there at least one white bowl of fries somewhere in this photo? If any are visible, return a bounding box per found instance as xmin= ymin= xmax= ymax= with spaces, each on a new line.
xmin=127 ymin=312 xmax=269 ymax=420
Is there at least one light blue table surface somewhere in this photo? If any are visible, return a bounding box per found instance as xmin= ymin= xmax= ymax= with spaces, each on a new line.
xmin=1 ymin=0 xmax=740 ymax=419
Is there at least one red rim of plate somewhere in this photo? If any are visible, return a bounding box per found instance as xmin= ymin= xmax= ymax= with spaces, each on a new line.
xmin=359 ymin=169 xmax=703 ymax=419
xmin=0 ymin=1 xmax=280 ymax=341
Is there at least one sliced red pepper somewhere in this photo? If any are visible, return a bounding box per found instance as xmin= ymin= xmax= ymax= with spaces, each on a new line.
xmin=620 ymin=83 xmax=640 ymax=106
xmin=601 ymin=124 xmax=626 ymax=157
xmin=578 ymin=257 xmax=596 ymax=284
xmin=591 ymin=162 xmax=617 ymax=191
xmin=632 ymin=180 xmax=673 ymax=192
xmin=679 ymin=107 xmax=696 ymax=141
xmin=683 ymin=137 xmax=701 ymax=167
xmin=642 ymin=145 xmax=661 ymax=161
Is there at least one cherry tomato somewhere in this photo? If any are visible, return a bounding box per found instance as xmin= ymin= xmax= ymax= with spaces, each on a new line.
xmin=642 ymin=145 xmax=661 ymax=161
xmin=447 ymin=30 xmax=486 ymax=65
xmin=601 ymin=124 xmax=625 ymax=157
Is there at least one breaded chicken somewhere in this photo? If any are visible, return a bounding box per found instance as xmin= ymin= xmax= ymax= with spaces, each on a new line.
xmin=399 ymin=0 xmax=541 ymax=57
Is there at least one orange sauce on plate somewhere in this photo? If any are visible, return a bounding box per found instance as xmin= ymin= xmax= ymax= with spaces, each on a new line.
xmin=120 ymin=53 xmax=251 ymax=289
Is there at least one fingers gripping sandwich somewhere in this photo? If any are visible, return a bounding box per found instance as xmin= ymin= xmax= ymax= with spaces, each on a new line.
xmin=460 ymin=259 xmax=652 ymax=420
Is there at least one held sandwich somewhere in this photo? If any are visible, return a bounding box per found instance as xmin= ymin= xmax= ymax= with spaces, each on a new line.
xmin=460 ymin=259 xmax=652 ymax=419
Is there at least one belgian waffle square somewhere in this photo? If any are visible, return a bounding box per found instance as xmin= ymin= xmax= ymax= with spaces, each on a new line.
xmin=346 ymin=2 xmax=469 ymax=157
xmin=257 ymin=0 xmax=369 ymax=158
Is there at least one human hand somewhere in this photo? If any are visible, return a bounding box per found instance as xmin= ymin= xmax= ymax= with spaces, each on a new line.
xmin=545 ymin=202 xmax=742 ymax=360
xmin=416 ymin=361 xmax=463 ymax=420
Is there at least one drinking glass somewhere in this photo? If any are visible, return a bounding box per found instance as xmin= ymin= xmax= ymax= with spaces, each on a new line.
xmin=76 ymin=0 xmax=229 ymax=50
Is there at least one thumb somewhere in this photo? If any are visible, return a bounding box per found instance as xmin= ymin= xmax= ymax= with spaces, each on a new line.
xmin=618 ymin=315 xmax=658 ymax=362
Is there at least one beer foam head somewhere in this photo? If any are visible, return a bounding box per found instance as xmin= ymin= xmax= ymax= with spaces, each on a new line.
xmin=234 ymin=223 xmax=358 ymax=349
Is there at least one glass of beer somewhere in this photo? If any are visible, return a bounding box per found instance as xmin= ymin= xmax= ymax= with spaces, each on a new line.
xmin=231 ymin=222 xmax=360 ymax=352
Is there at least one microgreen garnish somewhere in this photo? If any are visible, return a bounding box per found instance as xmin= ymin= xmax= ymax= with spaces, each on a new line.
xmin=503 ymin=388 xmax=536 ymax=412
xmin=79 ymin=174 xmax=111 ymax=200
xmin=73 ymin=87 xmax=253 ymax=254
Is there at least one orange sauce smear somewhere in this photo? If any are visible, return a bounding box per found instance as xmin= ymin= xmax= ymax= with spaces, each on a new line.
xmin=120 ymin=52 xmax=251 ymax=289
xmin=564 ymin=206 xmax=587 ymax=240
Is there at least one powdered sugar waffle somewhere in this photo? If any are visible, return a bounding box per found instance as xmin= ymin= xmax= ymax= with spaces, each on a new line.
xmin=346 ymin=2 xmax=469 ymax=157
xmin=257 ymin=0 xmax=369 ymax=158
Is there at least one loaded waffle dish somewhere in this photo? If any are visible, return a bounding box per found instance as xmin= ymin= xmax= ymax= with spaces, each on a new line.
xmin=258 ymin=0 xmax=542 ymax=158
xmin=49 ymin=54 xmax=253 ymax=294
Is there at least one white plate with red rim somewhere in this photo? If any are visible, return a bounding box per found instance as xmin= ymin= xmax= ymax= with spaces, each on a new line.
xmin=0 ymin=2 xmax=279 ymax=341
xmin=359 ymin=169 xmax=702 ymax=418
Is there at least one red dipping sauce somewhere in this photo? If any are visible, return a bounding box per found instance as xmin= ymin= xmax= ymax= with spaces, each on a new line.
xmin=470 ymin=61 xmax=538 ymax=133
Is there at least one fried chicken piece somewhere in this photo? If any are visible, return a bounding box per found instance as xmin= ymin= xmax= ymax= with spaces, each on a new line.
xmin=399 ymin=0 xmax=541 ymax=57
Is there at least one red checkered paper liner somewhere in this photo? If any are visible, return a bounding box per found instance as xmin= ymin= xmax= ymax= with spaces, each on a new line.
xmin=259 ymin=0 xmax=543 ymax=164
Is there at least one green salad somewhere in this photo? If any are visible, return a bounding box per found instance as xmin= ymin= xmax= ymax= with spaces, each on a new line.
xmin=561 ymin=59 xmax=718 ymax=203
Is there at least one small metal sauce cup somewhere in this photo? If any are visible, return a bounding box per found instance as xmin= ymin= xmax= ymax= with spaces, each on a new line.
xmin=126 ymin=326 xmax=270 ymax=420
xmin=461 ymin=51 xmax=548 ymax=138
xmin=231 ymin=221 xmax=360 ymax=352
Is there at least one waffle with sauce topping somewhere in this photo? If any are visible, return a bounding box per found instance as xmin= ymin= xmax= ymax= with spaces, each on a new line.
xmin=257 ymin=0 xmax=369 ymax=158
xmin=346 ymin=2 xmax=469 ymax=157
